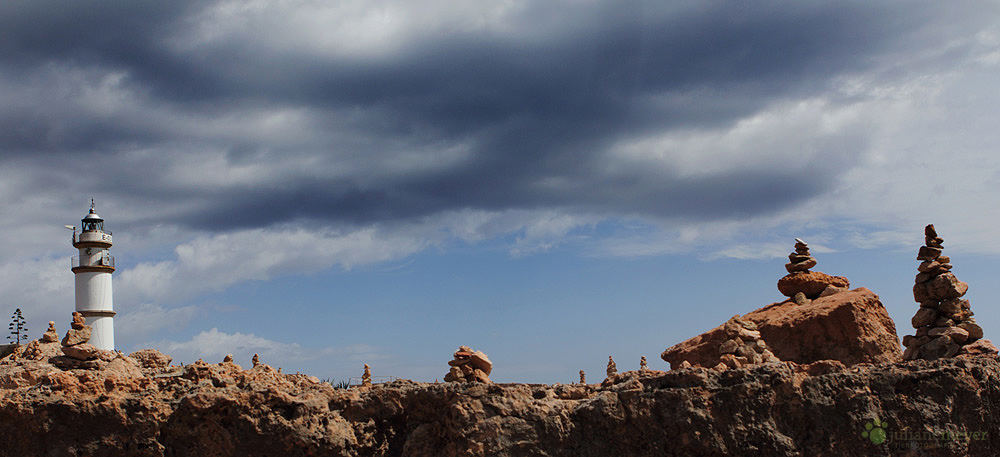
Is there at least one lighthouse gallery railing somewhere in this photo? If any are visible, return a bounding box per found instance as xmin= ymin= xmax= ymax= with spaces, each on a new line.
xmin=71 ymin=255 xmax=115 ymax=269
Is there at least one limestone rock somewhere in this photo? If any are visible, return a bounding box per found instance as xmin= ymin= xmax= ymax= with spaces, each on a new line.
xmin=61 ymin=326 xmax=91 ymax=347
xmin=470 ymin=351 xmax=493 ymax=376
xmin=958 ymin=339 xmax=999 ymax=357
xmin=958 ymin=322 xmax=984 ymax=340
xmin=662 ymin=288 xmax=901 ymax=369
xmin=62 ymin=343 xmax=101 ymax=361
xmin=777 ymin=271 xmax=850 ymax=299
xmin=6 ymin=347 xmax=1000 ymax=456
xmin=911 ymin=307 xmax=937 ymax=328
xmin=127 ymin=349 xmax=173 ymax=369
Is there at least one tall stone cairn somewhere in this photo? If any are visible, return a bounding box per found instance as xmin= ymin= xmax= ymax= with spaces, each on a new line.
xmin=902 ymin=224 xmax=985 ymax=360
xmin=606 ymin=356 xmax=617 ymax=378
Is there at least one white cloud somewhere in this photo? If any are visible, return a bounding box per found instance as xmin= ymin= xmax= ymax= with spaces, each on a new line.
xmin=144 ymin=327 xmax=385 ymax=368
xmin=114 ymin=303 xmax=200 ymax=346
xmin=115 ymin=226 xmax=431 ymax=305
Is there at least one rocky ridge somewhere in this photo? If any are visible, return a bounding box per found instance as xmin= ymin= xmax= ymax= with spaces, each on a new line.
xmin=2 ymin=348 xmax=999 ymax=456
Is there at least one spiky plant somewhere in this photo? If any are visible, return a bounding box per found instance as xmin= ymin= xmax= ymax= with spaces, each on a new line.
xmin=7 ymin=308 xmax=27 ymax=346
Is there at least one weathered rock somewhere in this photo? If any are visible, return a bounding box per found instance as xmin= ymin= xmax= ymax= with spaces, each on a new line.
xmin=938 ymin=298 xmax=964 ymax=314
xmin=911 ymin=307 xmax=938 ymax=328
xmin=663 ymin=288 xmax=900 ymax=369
xmin=127 ymin=349 xmax=173 ymax=369
xmin=784 ymin=258 xmax=817 ymax=273
xmin=914 ymin=272 xmax=968 ymax=302
xmin=777 ymin=271 xmax=850 ymax=299
xmin=958 ymin=339 xmax=999 ymax=357
xmin=917 ymin=245 xmax=942 ymax=260
xmin=62 ymin=343 xmax=102 ymax=361
xmin=920 ymin=335 xmax=961 ymax=360
xmin=61 ymin=326 xmax=92 ymax=347
xmin=719 ymin=339 xmax=739 ymax=354
xmin=469 ymin=351 xmax=493 ymax=375
xmin=958 ymin=321 xmax=985 ymax=340
xmin=3 ymin=355 xmax=1000 ymax=456
xmin=928 ymin=326 xmax=970 ymax=343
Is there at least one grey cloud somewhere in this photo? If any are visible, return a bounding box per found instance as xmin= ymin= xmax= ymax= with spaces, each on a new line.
xmin=0 ymin=1 xmax=992 ymax=233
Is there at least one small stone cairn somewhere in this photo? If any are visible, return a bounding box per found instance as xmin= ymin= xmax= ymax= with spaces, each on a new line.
xmin=444 ymin=346 xmax=493 ymax=383
xmin=785 ymin=238 xmax=817 ymax=273
xmin=55 ymin=312 xmax=113 ymax=369
xmin=362 ymin=364 xmax=372 ymax=387
xmin=777 ymin=238 xmax=850 ymax=300
xmin=903 ymin=225 xmax=992 ymax=360
xmin=639 ymin=356 xmax=648 ymax=372
xmin=606 ymin=356 xmax=617 ymax=378
xmin=713 ymin=315 xmax=781 ymax=371
xmin=579 ymin=370 xmax=586 ymax=384
xmin=40 ymin=321 xmax=59 ymax=343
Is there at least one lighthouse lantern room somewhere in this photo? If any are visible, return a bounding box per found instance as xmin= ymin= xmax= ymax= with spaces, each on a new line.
xmin=70 ymin=200 xmax=115 ymax=350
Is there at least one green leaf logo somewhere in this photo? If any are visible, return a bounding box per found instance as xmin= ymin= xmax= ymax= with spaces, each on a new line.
xmin=862 ymin=418 xmax=888 ymax=445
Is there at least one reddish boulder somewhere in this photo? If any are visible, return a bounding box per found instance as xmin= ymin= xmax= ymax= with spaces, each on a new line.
xmin=662 ymin=288 xmax=901 ymax=369
xmin=777 ymin=271 xmax=850 ymax=299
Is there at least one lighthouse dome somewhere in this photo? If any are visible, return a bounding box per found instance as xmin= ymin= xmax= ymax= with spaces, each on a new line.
xmin=83 ymin=210 xmax=103 ymax=222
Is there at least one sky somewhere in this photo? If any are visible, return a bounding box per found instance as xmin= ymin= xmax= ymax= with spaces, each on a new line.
xmin=1 ymin=0 xmax=999 ymax=384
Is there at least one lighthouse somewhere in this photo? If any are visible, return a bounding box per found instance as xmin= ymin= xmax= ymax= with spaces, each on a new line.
xmin=70 ymin=200 xmax=115 ymax=350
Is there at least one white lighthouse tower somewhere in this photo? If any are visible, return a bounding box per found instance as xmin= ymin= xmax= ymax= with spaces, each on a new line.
xmin=70 ymin=200 xmax=115 ymax=350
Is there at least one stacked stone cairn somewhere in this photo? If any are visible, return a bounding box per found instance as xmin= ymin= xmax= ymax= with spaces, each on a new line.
xmin=777 ymin=238 xmax=850 ymax=301
xmin=713 ymin=315 xmax=781 ymax=371
xmin=40 ymin=321 xmax=59 ymax=343
xmin=362 ymin=364 xmax=372 ymax=387
xmin=903 ymin=225 xmax=989 ymax=360
xmin=606 ymin=356 xmax=617 ymax=378
xmin=444 ymin=346 xmax=493 ymax=383
xmin=786 ymin=238 xmax=817 ymax=272
xmin=54 ymin=312 xmax=114 ymax=369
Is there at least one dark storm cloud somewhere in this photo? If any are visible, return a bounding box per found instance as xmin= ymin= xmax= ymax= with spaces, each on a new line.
xmin=0 ymin=1 xmax=985 ymax=232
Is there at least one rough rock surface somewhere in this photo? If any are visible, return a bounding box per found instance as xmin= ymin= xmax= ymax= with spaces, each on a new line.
xmin=777 ymin=271 xmax=851 ymax=299
xmin=662 ymin=288 xmax=901 ymax=369
xmin=2 ymin=351 xmax=1000 ymax=456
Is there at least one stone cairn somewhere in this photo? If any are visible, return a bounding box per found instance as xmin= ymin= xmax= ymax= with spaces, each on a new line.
xmin=606 ymin=356 xmax=617 ymax=378
xmin=362 ymin=364 xmax=372 ymax=387
xmin=55 ymin=312 xmax=113 ymax=369
xmin=786 ymin=238 xmax=817 ymax=272
xmin=579 ymin=370 xmax=586 ymax=384
xmin=903 ymin=225 xmax=990 ymax=360
xmin=444 ymin=346 xmax=493 ymax=383
xmin=40 ymin=321 xmax=59 ymax=343
xmin=639 ymin=356 xmax=648 ymax=372
xmin=713 ymin=315 xmax=781 ymax=371
xmin=777 ymin=238 xmax=850 ymax=301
